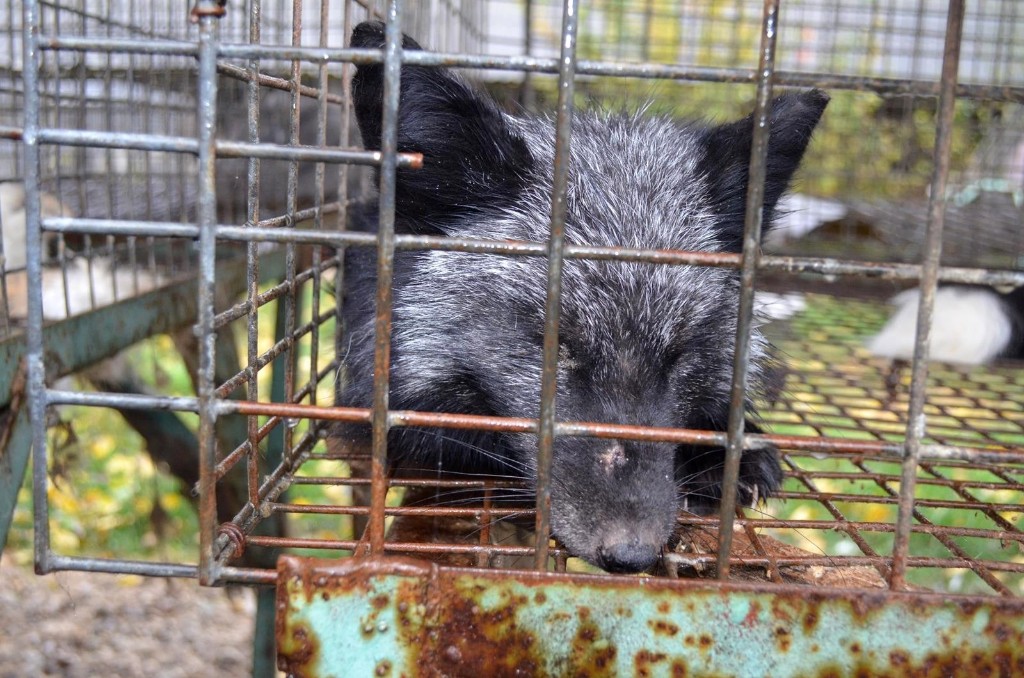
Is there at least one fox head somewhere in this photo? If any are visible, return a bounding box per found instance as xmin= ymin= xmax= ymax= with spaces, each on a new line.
xmin=341 ymin=21 xmax=827 ymax=573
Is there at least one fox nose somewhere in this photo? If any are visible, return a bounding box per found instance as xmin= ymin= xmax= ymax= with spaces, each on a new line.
xmin=596 ymin=540 xmax=660 ymax=574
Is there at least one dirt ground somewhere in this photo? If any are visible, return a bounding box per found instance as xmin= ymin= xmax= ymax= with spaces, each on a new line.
xmin=0 ymin=554 xmax=256 ymax=678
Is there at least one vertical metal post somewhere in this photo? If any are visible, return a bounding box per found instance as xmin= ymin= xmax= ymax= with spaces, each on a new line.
xmin=716 ymin=0 xmax=780 ymax=580
xmin=194 ymin=0 xmax=223 ymax=586
xmin=368 ymin=0 xmax=404 ymax=554
xmin=308 ymin=0 xmax=331 ymax=412
xmin=534 ymin=0 xmax=579 ymax=571
xmin=889 ymin=0 xmax=965 ymax=590
xmin=283 ymin=0 xmax=302 ymax=462
xmin=23 ymin=0 xmax=51 ymax=575
xmin=335 ymin=0 xmax=355 ymax=409
xmin=245 ymin=0 xmax=263 ymax=509
xmin=519 ymin=0 xmax=536 ymax=111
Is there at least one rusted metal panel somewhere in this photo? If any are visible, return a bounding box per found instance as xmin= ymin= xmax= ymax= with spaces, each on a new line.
xmin=276 ymin=556 xmax=1024 ymax=677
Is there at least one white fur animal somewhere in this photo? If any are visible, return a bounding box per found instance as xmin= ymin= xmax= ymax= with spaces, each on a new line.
xmin=867 ymin=285 xmax=1023 ymax=365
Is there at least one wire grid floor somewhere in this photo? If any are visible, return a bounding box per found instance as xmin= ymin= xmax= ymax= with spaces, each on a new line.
xmin=229 ymin=292 xmax=1024 ymax=597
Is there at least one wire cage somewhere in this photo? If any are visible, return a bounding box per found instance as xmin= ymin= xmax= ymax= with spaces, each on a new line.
xmin=4 ymin=0 xmax=1024 ymax=674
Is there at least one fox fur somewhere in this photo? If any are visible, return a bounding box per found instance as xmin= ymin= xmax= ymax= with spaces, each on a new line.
xmin=335 ymin=21 xmax=828 ymax=573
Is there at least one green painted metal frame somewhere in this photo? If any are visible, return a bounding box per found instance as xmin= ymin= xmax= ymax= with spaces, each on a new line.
xmin=0 ymin=248 xmax=285 ymax=549
xmin=277 ymin=556 xmax=1024 ymax=677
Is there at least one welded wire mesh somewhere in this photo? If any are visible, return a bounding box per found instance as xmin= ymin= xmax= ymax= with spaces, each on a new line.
xmin=7 ymin=0 xmax=1024 ymax=604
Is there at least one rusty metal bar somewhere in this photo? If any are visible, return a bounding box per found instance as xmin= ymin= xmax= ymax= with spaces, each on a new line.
xmin=249 ymin=536 xmax=552 ymax=557
xmin=309 ymin=0 xmax=331 ymax=418
xmin=890 ymin=0 xmax=966 ymax=592
xmin=46 ymin=217 xmax=1024 ymax=288
xmin=279 ymin=0 xmax=304 ymax=517
xmin=216 ymin=62 xmax=345 ymax=105
xmin=534 ymin=0 xmax=580 ymax=571
xmin=368 ymin=1 xmax=404 ymax=556
xmin=243 ymin=0 xmax=264 ymax=512
xmin=194 ymin=0 xmax=223 ymax=586
xmin=207 ymin=398 xmax=1024 ymax=465
xmin=717 ymin=0 xmax=780 ymax=580
xmin=214 ymin=256 xmax=339 ymax=329
xmin=268 ymin=503 xmax=528 ymax=518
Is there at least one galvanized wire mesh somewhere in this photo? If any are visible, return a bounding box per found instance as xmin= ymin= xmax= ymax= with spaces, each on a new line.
xmin=6 ymin=0 xmax=1024 ymax=604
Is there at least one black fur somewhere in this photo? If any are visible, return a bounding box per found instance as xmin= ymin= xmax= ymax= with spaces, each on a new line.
xmin=336 ymin=21 xmax=828 ymax=573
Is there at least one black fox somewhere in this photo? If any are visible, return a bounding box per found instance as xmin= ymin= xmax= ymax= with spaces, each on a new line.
xmin=336 ymin=21 xmax=828 ymax=573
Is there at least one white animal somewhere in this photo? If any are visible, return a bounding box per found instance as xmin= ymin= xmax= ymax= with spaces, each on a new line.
xmin=866 ymin=286 xmax=1022 ymax=365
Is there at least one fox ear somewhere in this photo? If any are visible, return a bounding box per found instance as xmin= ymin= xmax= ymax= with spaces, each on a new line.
xmin=350 ymin=21 xmax=533 ymax=231
xmin=698 ymin=89 xmax=829 ymax=252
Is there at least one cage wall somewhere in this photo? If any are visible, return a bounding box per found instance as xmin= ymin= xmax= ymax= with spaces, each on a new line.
xmin=4 ymin=0 xmax=1024 ymax=655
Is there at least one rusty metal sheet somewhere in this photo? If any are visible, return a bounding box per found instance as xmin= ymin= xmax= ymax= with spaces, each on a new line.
xmin=276 ymin=556 xmax=1024 ymax=677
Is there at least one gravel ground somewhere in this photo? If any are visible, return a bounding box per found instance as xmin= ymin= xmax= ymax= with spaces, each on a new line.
xmin=0 ymin=554 xmax=256 ymax=678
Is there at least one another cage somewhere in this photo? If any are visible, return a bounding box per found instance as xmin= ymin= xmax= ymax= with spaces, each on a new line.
xmin=3 ymin=0 xmax=1024 ymax=675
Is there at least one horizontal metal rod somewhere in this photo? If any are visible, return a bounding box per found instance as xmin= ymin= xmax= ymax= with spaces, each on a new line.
xmin=39 ymin=35 xmax=199 ymax=55
xmin=46 ymin=389 xmax=200 ymax=412
xmin=661 ymin=552 xmax=1024 ymax=573
xmin=40 ymin=218 xmax=1024 ymax=287
xmin=28 ymin=390 xmax=1024 ymax=466
xmin=244 ymin=535 xmax=556 ymax=557
xmin=213 ymin=400 xmax=1024 ymax=464
xmin=48 ymin=554 xmax=197 ymax=578
xmin=36 ymin=36 xmax=1024 ymax=102
xmin=291 ymin=475 xmax=527 ymax=489
xmin=268 ymin=502 xmax=528 ymax=517
xmin=268 ymin=502 xmax=1021 ymax=535
xmin=216 ymin=139 xmax=422 ymax=168
xmin=46 ymin=554 xmax=275 ymax=585
xmin=675 ymin=515 xmax=1022 ymax=539
xmin=34 ymin=129 xmax=422 ymax=167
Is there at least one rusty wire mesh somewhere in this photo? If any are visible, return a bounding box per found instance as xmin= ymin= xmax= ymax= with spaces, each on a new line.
xmin=227 ymin=291 xmax=1024 ymax=596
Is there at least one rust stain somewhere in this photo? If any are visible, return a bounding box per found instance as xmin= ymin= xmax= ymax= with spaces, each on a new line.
xmin=889 ymin=649 xmax=910 ymax=667
xmin=802 ymin=610 xmax=819 ymax=634
xmin=648 ymin=619 xmax=680 ymax=637
xmin=775 ymin=625 xmax=792 ymax=653
xmin=570 ymin=617 xmax=617 ymax=675
xmin=426 ymin=582 xmax=541 ymax=677
xmin=276 ymin=621 xmax=320 ymax=677
xmin=742 ymin=600 xmax=761 ymax=628
xmin=634 ymin=649 xmax=668 ymax=677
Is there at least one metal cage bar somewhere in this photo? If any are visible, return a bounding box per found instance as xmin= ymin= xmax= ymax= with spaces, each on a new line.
xmin=367 ymin=0 xmax=404 ymax=554
xmin=194 ymin=0 xmax=224 ymax=586
xmin=533 ymin=0 xmax=579 ymax=570
xmin=717 ymin=0 xmax=782 ymax=579
xmin=889 ymin=0 xmax=965 ymax=591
